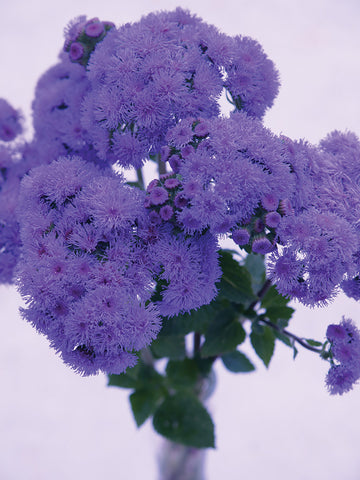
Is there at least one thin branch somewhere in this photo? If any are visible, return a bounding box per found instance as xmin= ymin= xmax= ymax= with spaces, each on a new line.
xmin=193 ymin=332 xmax=201 ymax=356
xmin=258 ymin=317 xmax=323 ymax=354
xmin=248 ymin=278 xmax=272 ymax=311
xmin=136 ymin=167 xmax=145 ymax=190
xmin=156 ymin=153 xmax=167 ymax=176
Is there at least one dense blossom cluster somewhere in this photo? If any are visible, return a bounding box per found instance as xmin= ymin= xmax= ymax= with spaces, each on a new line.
xmin=267 ymin=134 xmax=360 ymax=306
xmin=162 ymin=113 xmax=293 ymax=240
xmin=80 ymin=8 xmax=279 ymax=166
xmin=326 ymin=318 xmax=360 ymax=394
xmin=16 ymin=157 xmax=162 ymax=374
xmin=0 ymin=9 xmax=358 ymax=389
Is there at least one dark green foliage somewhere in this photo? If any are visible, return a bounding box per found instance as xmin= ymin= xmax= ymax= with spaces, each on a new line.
xmin=201 ymin=307 xmax=246 ymax=357
xmin=130 ymin=388 xmax=164 ymax=427
xmin=222 ymin=350 xmax=255 ymax=373
xmin=150 ymin=335 xmax=186 ymax=360
xmin=108 ymin=251 xmax=302 ymax=449
xmin=153 ymin=392 xmax=215 ymax=448
xmin=217 ymin=250 xmax=256 ymax=306
xmin=250 ymin=324 xmax=275 ymax=367
xmin=245 ymin=253 xmax=266 ymax=294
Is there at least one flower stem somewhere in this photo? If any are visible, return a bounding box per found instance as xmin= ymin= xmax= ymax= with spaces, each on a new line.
xmin=258 ymin=317 xmax=323 ymax=353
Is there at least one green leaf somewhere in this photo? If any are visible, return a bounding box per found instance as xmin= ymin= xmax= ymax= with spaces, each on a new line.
xmin=305 ymin=339 xmax=323 ymax=347
xmin=222 ymin=350 xmax=255 ymax=373
xmin=266 ymin=305 xmax=295 ymax=323
xmin=274 ymin=330 xmax=293 ymax=348
xmin=166 ymin=359 xmax=200 ymax=389
xmin=250 ymin=325 xmax=275 ymax=368
xmin=107 ymin=363 xmax=140 ymax=389
xmin=261 ymin=285 xmax=291 ymax=308
xmin=153 ymin=392 xmax=215 ymax=448
xmin=201 ymin=308 xmax=246 ymax=357
xmin=217 ymin=250 xmax=256 ymax=307
xmin=244 ymin=253 xmax=266 ymax=294
xmin=160 ymin=304 xmax=216 ymax=336
xmin=150 ymin=335 xmax=186 ymax=360
xmin=293 ymin=345 xmax=299 ymax=359
xmin=130 ymin=388 xmax=164 ymax=427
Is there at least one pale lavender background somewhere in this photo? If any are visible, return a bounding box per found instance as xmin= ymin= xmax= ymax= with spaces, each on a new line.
xmin=1 ymin=1 xmax=360 ymax=479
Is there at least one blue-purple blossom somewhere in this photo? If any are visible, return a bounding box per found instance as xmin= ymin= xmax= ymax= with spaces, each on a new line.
xmin=16 ymin=156 xmax=162 ymax=375
xmin=80 ymin=8 xmax=279 ymax=167
xmin=166 ymin=112 xmax=293 ymax=235
xmin=0 ymin=99 xmax=22 ymax=142
xmin=325 ymin=318 xmax=360 ymax=394
xmin=150 ymin=227 xmax=221 ymax=317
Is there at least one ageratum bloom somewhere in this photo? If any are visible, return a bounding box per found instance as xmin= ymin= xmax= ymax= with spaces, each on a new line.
xmin=325 ymin=318 xmax=360 ymax=394
xmin=16 ymin=156 xmax=162 ymax=375
xmin=166 ymin=112 xmax=294 ymax=236
xmin=80 ymin=8 xmax=279 ymax=167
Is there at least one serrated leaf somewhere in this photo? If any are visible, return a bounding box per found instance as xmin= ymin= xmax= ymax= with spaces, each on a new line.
xmin=250 ymin=325 xmax=275 ymax=368
xmin=130 ymin=388 xmax=164 ymax=427
xmin=218 ymin=250 xmax=256 ymax=306
xmin=153 ymin=393 xmax=215 ymax=448
xmin=222 ymin=350 xmax=255 ymax=373
xmin=201 ymin=308 xmax=246 ymax=357
xmin=151 ymin=335 xmax=186 ymax=360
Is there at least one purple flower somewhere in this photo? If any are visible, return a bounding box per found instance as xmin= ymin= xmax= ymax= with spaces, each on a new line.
xmin=150 ymin=187 xmax=168 ymax=206
xmin=232 ymin=228 xmax=250 ymax=246
xmin=326 ymin=365 xmax=358 ymax=395
xmin=16 ymin=156 xmax=162 ymax=376
xmin=252 ymin=237 xmax=273 ymax=254
xmin=69 ymin=42 xmax=84 ymax=61
xmin=0 ymin=99 xmax=22 ymax=142
xmin=159 ymin=205 xmax=174 ymax=221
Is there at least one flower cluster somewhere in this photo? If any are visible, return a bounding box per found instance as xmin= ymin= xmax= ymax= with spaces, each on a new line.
xmin=267 ymin=133 xmax=360 ymax=306
xmin=325 ymin=318 xmax=360 ymax=395
xmin=0 ymin=8 xmax=358 ymax=388
xmin=64 ymin=16 xmax=115 ymax=66
xmin=80 ymin=8 xmax=279 ymax=166
xmin=163 ymin=113 xmax=293 ymax=240
xmin=16 ymin=156 xmax=161 ymax=375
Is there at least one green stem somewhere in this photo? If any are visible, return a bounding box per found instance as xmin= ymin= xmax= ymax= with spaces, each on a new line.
xmin=136 ymin=167 xmax=145 ymax=190
xmin=258 ymin=317 xmax=323 ymax=354
xmin=248 ymin=278 xmax=272 ymax=311
xmin=156 ymin=153 xmax=167 ymax=176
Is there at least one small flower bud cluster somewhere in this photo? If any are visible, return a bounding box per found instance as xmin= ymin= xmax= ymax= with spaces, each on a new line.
xmin=325 ymin=318 xmax=360 ymax=395
xmin=231 ymin=196 xmax=291 ymax=255
xmin=64 ymin=17 xmax=115 ymax=66
xmin=144 ymin=173 xmax=185 ymax=226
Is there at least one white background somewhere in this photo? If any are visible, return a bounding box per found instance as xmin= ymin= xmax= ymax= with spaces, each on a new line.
xmin=1 ymin=1 xmax=360 ymax=479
